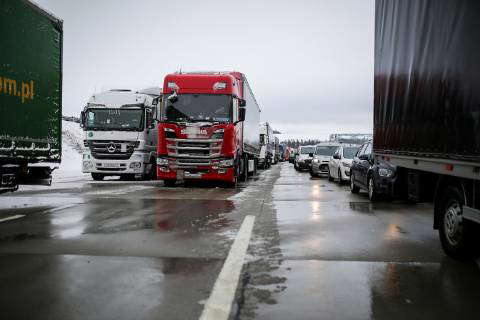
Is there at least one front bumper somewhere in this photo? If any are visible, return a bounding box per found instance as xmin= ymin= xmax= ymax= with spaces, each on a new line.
xmin=157 ymin=165 xmax=235 ymax=182
xmin=311 ymin=162 xmax=329 ymax=175
xmin=82 ymin=151 xmax=150 ymax=175
xmin=296 ymin=160 xmax=312 ymax=169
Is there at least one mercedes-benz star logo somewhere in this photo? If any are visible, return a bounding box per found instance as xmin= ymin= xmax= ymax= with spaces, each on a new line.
xmin=107 ymin=142 xmax=116 ymax=153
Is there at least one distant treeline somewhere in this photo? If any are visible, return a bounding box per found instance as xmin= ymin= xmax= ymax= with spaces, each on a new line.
xmin=281 ymin=139 xmax=325 ymax=148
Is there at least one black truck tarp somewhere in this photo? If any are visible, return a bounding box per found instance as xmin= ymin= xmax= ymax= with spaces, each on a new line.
xmin=374 ymin=0 xmax=480 ymax=162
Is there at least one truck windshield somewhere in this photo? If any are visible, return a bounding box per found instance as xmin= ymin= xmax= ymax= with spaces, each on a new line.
xmin=85 ymin=109 xmax=144 ymax=131
xmin=164 ymin=94 xmax=232 ymax=123
xmin=300 ymin=147 xmax=316 ymax=154
xmin=315 ymin=146 xmax=337 ymax=156
xmin=343 ymin=147 xmax=359 ymax=159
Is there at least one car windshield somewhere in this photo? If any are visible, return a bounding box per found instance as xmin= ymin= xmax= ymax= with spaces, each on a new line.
xmin=164 ymin=94 xmax=232 ymax=123
xmin=315 ymin=146 xmax=338 ymax=156
xmin=300 ymin=146 xmax=316 ymax=154
xmin=85 ymin=108 xmax=144 ymax=131
xmin=343 ymin=147 xmax=359 ymax=159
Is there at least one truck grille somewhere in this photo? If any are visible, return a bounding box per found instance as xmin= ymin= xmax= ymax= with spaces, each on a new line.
xmin=89 ymin=140 xmax=134 ymax=160
xmin=167 ymin=138 xmax=222 ymax=159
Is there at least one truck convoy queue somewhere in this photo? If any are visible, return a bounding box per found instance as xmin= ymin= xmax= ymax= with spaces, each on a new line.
xmin=1 ymin=0 xmax=479 ymax=262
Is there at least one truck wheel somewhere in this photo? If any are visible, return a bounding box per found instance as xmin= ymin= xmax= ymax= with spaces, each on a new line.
xmin=163 ymin=179 xmax=176 ymax=187
xmin=242 ymin=155 xmax=249 ymax=182
xmin=350 ymin=175 xmax=360 ymax=194
xmin=91 ymin=173 xmax=104 ymax=181
xmin=439 ymin=186 xmax=480 ymax=260
xmin=309 ymin=169 xmax=316 ymax=178
xmin=294 ymin=163 xmax=299 ymax=171
xmin=368 ymin=177 xmax=378 ymax=201
xmin=338 ymin=169 xmax=342 ymax=184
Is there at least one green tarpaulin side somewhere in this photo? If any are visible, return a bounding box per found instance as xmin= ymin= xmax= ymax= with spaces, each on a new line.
xmin=0 ymin=0 xmax=63 ymax=162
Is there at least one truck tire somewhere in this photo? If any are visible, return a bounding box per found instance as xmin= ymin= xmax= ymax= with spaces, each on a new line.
xmin=350 ymin=175 xmax=360 ymax=194
xmin=241 ymin=154 xmax=249 ymax=182
xmin=163 ymin=179 xmax=176 ymax=187
xmin=438 ymin=186 xmax=480 ymax=260
xmin=338 ymin=169 xmax=342 ymax=184
xmin=309 ymin=169 xmax=317 ymax=178
xmin=91 ymin=173 xmax=104 ymax=181
xmin=144 ymin=159 xmax=156 ymax=180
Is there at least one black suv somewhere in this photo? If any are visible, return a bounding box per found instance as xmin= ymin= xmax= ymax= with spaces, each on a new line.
xmin=349 ymin=141 xmax=397 ymax=201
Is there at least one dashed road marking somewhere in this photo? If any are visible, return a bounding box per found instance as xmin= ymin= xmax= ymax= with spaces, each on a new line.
xmin=200 ymin=215 xmax=255 ymax=320
xmin=0 ymin=215 xmax=25 ymax=223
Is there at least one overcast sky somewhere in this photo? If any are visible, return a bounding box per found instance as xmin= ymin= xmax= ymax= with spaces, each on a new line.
xmin=36 ymin=0 xmax=374 ymax=140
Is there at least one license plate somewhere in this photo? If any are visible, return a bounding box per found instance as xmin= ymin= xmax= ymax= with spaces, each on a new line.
xmin=184 ymin=172 xmax=202 ymax=179
xmin=103 ymin=163 xmax=121 ymax=168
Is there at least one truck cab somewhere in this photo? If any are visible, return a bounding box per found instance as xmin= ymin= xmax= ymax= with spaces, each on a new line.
xmin=157 ymin=71 xmax=261 ymax=186
xmin=80 ymin=89 xmax=161 ymax=181
xmin=259 ymin=122 xmax=274 ymax=169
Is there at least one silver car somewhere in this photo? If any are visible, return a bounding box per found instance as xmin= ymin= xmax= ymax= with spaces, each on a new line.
xmin=310 ymin=143 xmax=341 ymax=177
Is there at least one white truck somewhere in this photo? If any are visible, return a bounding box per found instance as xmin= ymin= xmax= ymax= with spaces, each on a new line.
xmin=259 ymin=122 xmax=274 ymax=169
xmin=80 ymin=89 xmax=161 ymax=181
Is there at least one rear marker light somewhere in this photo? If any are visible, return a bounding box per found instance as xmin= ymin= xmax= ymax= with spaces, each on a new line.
xmin=446 ymin=164 xmax=454 ymax=171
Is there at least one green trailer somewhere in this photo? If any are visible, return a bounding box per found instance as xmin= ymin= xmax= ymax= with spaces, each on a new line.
xmin=0 ymin=0 xmax=63 ymax=192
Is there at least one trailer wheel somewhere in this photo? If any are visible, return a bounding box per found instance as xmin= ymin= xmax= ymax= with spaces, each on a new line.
xmin=91 ymin=173 xmax=104 ymax=181
xmin=439 ymin=186 xmax=480 ymax=260
xmin=163 ymin=179 xmax=176 ymax=187
xmin=350 ymin=174 xmax=360 ymax=194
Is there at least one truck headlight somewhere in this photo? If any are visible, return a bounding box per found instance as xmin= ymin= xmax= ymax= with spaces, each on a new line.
xmin=378 ymin=168 xmax=394 ymax=177
xmin=219 ymin=159 xmax=234 ymax=167
xmin=313 ymin=159 xmax=319 ymax=163
xmin=83 ymin=161 xmax=93 ymax=170
xmin=129 ymin=162 xmax=142 ymax=168
xmin=157 ymin=158 xmax=169 ymax=166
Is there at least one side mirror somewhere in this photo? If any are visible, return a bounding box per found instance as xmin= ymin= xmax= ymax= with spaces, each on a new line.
xmin=359 ymin=154 xmax=369 ymax=161
xmin=146 ymin=110 xmax=155 ymax=129
xmin=239 ymin=99 xmax=246 ymax=107
xmin=238 ymin=107 xmax=246 ymax=122
xmin=333 ymin=154 xmax=340 ymax=160
xmin=308 ymin=153 xmax=314 ymax=157
xmin=80 ymin=111 xmax=85 ymax=128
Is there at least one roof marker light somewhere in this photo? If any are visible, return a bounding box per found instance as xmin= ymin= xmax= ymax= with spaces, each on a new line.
xmin=167 ymin=82 xmax=179 ymax=90
xmin=213 ymin=82 xmax=227 ymax=90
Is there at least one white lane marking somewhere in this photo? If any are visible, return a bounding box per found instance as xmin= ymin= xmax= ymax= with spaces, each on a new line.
xmin=0 ymin=215 xmax=25 ymax=223
xmin=200 ymin=215 xmax=256 ymax=320
xmin=49 ymin=204 xmax=77 ymax=213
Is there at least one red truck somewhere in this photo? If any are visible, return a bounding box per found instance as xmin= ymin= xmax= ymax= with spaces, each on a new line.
xmin=156 ymin=71 xmax=261 ymax=187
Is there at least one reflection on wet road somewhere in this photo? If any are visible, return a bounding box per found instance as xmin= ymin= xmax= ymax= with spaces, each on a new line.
xmin=1 ymin=163 xmax=479 ymax=319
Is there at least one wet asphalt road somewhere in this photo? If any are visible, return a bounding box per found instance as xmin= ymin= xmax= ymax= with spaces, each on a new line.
xmin=1 ymin=163 xmax=480 ymax=319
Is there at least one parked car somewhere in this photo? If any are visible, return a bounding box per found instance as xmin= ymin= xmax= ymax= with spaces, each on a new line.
xmin=327 ymin=144 xmax=359 ymax=183
xmin=294 ymin=145 xmax=315 ymax=171
xmin=310 ymin=143 xmax=340 ymax=177
xmin=349 ymin=141 xmax=396 ymax=201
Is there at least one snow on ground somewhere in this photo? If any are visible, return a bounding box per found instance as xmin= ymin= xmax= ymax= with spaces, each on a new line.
xmin=52 ymin=120 xmax=86 ymax=181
